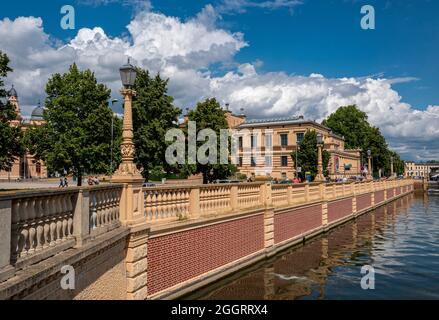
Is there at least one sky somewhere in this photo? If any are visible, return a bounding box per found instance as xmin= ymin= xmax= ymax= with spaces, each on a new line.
xmin=0 ymin=0 xmax=438 ymax=161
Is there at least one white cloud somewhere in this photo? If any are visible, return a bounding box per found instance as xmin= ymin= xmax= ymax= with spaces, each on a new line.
xmin=0 ymin=6 xmax=437 ymax=161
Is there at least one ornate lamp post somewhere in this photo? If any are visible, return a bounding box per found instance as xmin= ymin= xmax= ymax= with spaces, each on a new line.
xmin=112 ymin=59 xmax=143 ymax=182
xmin=367 ymin=149 xmax=373 ymax=180
xmin=390 ymin=156 xmax=394 ymax=178
xmin=315 ymin=133 xmax=325 ymax=182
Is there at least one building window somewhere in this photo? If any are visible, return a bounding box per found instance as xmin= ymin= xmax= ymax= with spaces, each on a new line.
xmin=296 ymin=132 xmax=305 ymax=144
xmin=239 ymin=157 xmax=243 ymax=167
xmin=265 ymin=156 xmax=272 ymax=167
xmin=281 ymin=172 xmax=287 ymax=180
xmin=265 ymin=134 xmax=272 ymax=148
xmin=281 ymin=156 xmax=288 ymax=167
xmin=251 ymin=157 xmax=257 ymax=167
xmin=251 ymin=135 xmax=257 ymax=149
xmin=280 ymin=134 xmax=288 ymax=147
xmin=238 ymin=136 xmax=243 ymax=149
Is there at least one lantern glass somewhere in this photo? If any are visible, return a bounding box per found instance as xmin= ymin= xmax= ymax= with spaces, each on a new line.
xmin=317 ymin=133 xmax=323 ymax=145
xmin=367 ymin=149 xmax=371 ymax=157
xmin=119 ymin=59 xmax=137 ymax=88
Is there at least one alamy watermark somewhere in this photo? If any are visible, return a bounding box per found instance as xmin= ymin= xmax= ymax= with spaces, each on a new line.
xmin=60 ymin=265 xmax=75 ymax=290
xmin=361 ymin=5 xmax=375 ymax=30
xmin=361 ymin=265 xmax=375 ymax=290
xmin=165 ymin=122 xmax=275 ymax=175
xmin=61 ymin=5 xmax=75 ymax=30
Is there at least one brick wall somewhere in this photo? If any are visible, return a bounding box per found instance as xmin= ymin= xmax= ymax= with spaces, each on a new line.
xmin=147 ymin=214 xmax=265 ymax=296
xmin=374 ymin=190 xmax=385 ymax=204
xmin=328 ymin=198 xmax=352 ymax=223
xmin=274 ymin=204 xmax=322 ymax=244
xmin=356 ymin=193 xmax=372 ymax=212
xmin=395 ymin=187 xmax=401 ymax=196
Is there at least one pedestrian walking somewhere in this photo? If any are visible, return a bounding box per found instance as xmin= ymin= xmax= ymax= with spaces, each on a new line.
xmin=64 ymin=177 xmax=69 ymax=188
xmin=59 ymin=178 xmax=64 ymax=188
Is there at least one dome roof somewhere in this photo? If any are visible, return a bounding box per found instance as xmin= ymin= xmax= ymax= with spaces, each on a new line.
xmin=31 ymin=103 xmax=44 ymax=121
xmin=7 ymin=85 xmax=18 ymax=98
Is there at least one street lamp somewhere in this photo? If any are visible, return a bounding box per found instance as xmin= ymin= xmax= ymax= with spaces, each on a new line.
xmin=112 ymin=58 xmax=143 ymax=183
xmin=367 ymin=149 xmax=373 ymax=180
xmin=390 ymin=156 xmax=394 ymax=178
xmin=295 ymin=142 xmax=300 ymax=178
xmin=315 ymin=133 xmax=325 ymax=182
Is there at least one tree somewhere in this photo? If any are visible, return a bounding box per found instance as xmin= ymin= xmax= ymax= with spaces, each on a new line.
xmin=323 ymin=105 xmax=397 ymax=177
xmin=293 ymin=130 xmax=330 ymax=180
xmin=25 ymin=64 xmax=121 ymax=186
xmin=0 ymin=51 xmax=23 ymax=171
xmin=132 ymin=69 xmax=181 ymax=180
xmin=182 ymin=98 xmax=237 ymax=184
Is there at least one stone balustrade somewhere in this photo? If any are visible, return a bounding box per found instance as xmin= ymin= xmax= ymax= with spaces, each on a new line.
xmin=0 ymin=184 xmax=124 ymax=282
xmin=141 ymin=179 xmax=414 ymax=225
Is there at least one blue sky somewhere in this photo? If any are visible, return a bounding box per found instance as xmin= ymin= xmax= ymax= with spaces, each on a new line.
xmin=0 ymin=0 xmax=438 ymax=160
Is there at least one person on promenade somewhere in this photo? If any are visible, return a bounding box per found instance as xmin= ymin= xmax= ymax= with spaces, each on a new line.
xmin=64 ymin=177 xmax=69 ymax=188
xmin=59 ymin=178 xmax=64 ymax=188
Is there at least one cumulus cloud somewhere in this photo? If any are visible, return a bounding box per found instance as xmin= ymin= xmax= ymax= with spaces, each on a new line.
xmin=0 ymin=5 xmax=437 ymax=160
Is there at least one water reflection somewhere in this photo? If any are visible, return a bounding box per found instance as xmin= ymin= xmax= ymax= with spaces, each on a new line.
xmin=185 ymin=193 xmax=439 ymax=300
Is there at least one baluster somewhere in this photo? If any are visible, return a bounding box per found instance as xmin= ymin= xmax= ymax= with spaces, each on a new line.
xmin=35 ymin=198 xmax=44 ymax=252
xmin=55 ymin=196 xmax=63 ymax=244
xmin=11 ymin=201 xmax=20 ymax=260
xmin=19 ymin=199 xmax=30 ymax=257
xmin=43 ymin=198 xmax=50 ymax=249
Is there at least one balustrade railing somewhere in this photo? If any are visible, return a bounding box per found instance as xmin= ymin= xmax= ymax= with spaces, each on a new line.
xmin=89 ymin=185 xmax=123 ymax=237
xmin=10 ymin=191 xmax=76 ymax=264
xmin=0 ymin=178 xmax=413 ymax=283
xmin=0 ymin=184 xmax=124 ymax=276
xmin=144 ymin=186 xmax=191 ymax=222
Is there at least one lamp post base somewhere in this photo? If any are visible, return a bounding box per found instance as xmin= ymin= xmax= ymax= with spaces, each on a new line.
xmin=315 ymin=174 xmax=325 ymax=182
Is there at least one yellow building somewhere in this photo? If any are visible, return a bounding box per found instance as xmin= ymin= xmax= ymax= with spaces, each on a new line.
xmin=404 ymin=161 xmax=439 ymax=178
xmin=0 ymin=86 xmax=47 ymax=181
xmin=226 ymin=111 xmax=362 ymax=180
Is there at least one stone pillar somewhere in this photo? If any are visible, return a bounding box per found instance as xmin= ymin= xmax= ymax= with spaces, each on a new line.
xmin=287 ymin=185 xmax=293 ymax=205
xmin=322 ymin=201 xmax=328 ymax=230
xmin=263 ymin=183 xmax=274 ymax=256
xmin=189 ymin=187 xmax=201 ymax=218
xmin=0 ymin=199 xmax=14 ymax=282
xmin=315 ymin=143 xmax=325 ymax=182
xmin=73 ymin=189 xmax=90 ymax=247
xmin=112 ymin=89 xmax=145 ymax=226
xmin=305 ymin=183 xmax=310 ymax=202
xmin=125 ymin=224 xmax=150 ymax=300
xmin=230 ymin=185 xmax=238 ymax=211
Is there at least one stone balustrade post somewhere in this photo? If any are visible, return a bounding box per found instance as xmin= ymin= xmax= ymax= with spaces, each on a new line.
xmin=287 ymin=185 xmax=293 ymax=205
xmin=189 ymin=187 xmax=200 ymax=218
xmin=305 ymin=183 xmax=310 ymax=202
xmin=73 ymin=189 xmax=91 ymax=247
xmin=0 ymin=199 xmax=14 ymax=282
xmin=230 ymin=185 xmax=238 ymax=211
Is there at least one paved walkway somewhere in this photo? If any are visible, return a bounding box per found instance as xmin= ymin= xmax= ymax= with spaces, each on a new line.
xmin=0 ymin=179 xmax=73 ymax=190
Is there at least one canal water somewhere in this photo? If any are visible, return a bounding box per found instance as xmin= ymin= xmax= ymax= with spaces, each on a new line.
xmin=185 ymin=193 xmax=439 ymax=300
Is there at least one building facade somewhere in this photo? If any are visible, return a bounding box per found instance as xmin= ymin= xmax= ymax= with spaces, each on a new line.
xmin=0 ymin=86 xmax=47 ymax=181
xmin=226 ymin=111 xmax=362 ymax=180
xmin=404 ymin=161 xmax=439 ymax=178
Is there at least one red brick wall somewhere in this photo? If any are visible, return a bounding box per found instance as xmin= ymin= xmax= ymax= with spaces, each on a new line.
xmin=386 ymin=189 xmax=393 ymax=199
xmin=274 ymin=204 xmax=322 ymax=244
xmin=147 ymin=214 xmax=265 ymax=295
xmin=356 ymin=193 xmax=371 ymax=212
xmin=374 ymin=190 xmax=384 ymax=204
xmin=328 ymin=198 xmax=352 ymax=223
xmin=395 ymin=187 xmax=401 ymax=196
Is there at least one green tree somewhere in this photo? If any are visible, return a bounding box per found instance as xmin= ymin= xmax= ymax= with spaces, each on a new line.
xmin=292 ymin=130 xmax=330 ymax=180
xmin=132 ymin=69 xmax=181 ymax=180
xmin=25 ymin=64 xmax=121 ymax=186
xmin=0 ymin=51 xmax=23 ymax=171
xmin=323 ymin=105 xmax=397 ymax=177
xmin=183 ymin=98 xmax=237 ymax=184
